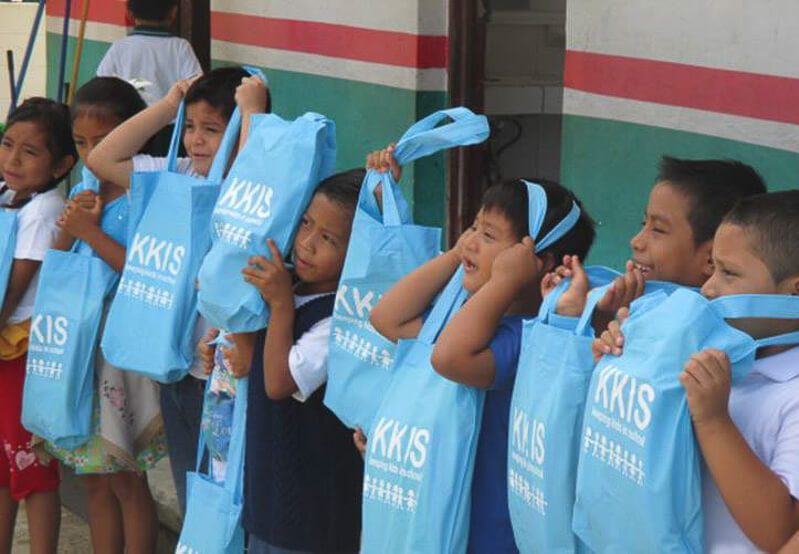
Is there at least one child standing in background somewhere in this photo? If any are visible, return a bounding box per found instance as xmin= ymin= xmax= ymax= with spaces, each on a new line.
xmin=87 ymin=66 xmax=269 ymax=513
xmin=0 ymin=98 xmax=76 ymax=554
xmin=43 ymin=77 xmax=167 ymax=554
xmin=96 ymin=0 xmax=202 ymax=106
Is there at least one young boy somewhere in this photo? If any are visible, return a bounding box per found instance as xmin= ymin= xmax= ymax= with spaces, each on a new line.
xmin=96 ymin=0 xmax=202 ymax=106
xmin=371 ymin=178 xmax=596 ymax=553
xmin=555 ymin=156 xmax=767 ymax=336
xmin=595 ymin=191 xmax=799 ymax=552
xmin=685 ymin=191 xmax=799 ymax=553
xmin=87 ymin=66 xmax=269 ymax=513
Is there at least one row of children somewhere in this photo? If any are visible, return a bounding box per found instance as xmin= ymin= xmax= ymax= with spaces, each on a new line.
xmin=0 ymin=51 xmax=797 ymax=554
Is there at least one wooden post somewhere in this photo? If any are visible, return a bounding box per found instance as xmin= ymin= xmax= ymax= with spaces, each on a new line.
xmin=179 ymin=0 xmax=210 ymax=71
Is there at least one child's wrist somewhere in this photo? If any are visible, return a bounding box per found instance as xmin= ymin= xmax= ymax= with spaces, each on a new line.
xmin=693 ymin=412 xmax=733 ymax=436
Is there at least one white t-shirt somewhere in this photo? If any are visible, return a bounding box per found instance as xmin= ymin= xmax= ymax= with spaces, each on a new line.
xmin=289 ymin=293 xmax=333 ymax=402
xmin=96 ymin=33 xmax=201 ymax=105
xmin=131 ymin=155 xmax=208 ymax=379
xmin=0 ymin=186 xmax=64 ymax=324
xmin=703 ymin=346 xmax=799 ymax=553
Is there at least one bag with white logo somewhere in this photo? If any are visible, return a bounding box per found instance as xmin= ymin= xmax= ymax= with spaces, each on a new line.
xmin=101 ymin=99 xmax=240 ymax=383
xmin=324 ymin=107 xmax=489 ymax=432
xmin=361 ymin=268 xmax=475 ymax=554
xmin=507 ymin=271 xmax=691 ymax=554
xmin=0 ymin=209 xmax=16 ymax=309
xmin=178 ymin=376 xmax=248 ymax=554
xmin=21 ymin=184 xmax=118 ymax=448
xmin=572 ymin=289 xmax=799 ymax=553
xmin=197 ymin=111 xmax=336 ymax=332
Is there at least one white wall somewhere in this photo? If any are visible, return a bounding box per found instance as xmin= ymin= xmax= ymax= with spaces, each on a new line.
xmin=0 ymin=2 xmax=47 ymax=120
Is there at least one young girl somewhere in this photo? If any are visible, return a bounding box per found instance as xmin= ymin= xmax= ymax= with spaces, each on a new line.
xmin=0 ymin=98 xmax=76 ymax=554
xmin=88 ymin=66 xmax=269 ymax=513
xmin=42 ymin=77 xmax=167 ymax=554
xmin=201 ymin=170 xmax=367 ymax=553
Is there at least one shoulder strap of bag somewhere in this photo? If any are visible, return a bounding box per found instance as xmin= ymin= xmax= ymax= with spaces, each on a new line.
xmin=711 ymin=294 xmax=799 ymax=348
xmin=366 ymin=108 xmax=489 ymax=227
xmin=418 ymin=266 xmax=470 ymax=344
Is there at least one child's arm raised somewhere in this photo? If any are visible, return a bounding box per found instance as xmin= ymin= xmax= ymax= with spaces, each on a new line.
xmin=242 ymin=239 xmax=297 ymax=399
xmin=432 ymin=237 xmax=540 ymax=388
xmin=87 ymin=77 xmax=197 ymax=189
xmin=57 ymin=192 xmax=125 ymax=271
xmin=682 ymin=349 xmax=799 ymax=551
xmin=235 ymin=75 xmax=268 ymax=148
xmin=370 ymin=229 xmax=471 ymax=343
xmin=779 ymin=529 xmax=799 ymax=554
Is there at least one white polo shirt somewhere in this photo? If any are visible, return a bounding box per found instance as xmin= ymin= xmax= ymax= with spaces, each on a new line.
xmin=703 ymin=346 xmax=799 ymax=553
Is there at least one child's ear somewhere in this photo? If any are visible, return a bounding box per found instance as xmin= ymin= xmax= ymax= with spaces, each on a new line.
xmin=698 ymin=239 xmax=715 ymax=279
xmin=779 ymin=273 xmax=799 ymax=296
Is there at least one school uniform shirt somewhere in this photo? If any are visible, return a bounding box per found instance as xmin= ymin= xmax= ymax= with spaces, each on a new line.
xmin=468 ymin=315 xmax=525 ymax=554
xmin=0 ymin=186 xmax=64 ymax=324
xmin=131 ymin=155 xmax=209 ymax=379
xmin=96 ymin=28 xmax=201 ymax=105
xmin=703 ymin=346 xmax=799 ymax=553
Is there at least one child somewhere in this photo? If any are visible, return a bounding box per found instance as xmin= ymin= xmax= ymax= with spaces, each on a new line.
xmin=43 ymin=76 xmax=167 ymax=554
xmin=0 ymin=98 xmax=76 ymax=554
xmin=371 ymin=177 xmax=596 ymax=553
xmin=87 ymin=66 xmax=269 ymax=513
xmin=596 ymin=191 xmax=799 ymax=552
xmin=96 ymin=0 xmax=202 ymax=106
xmin=205 ymin=169 xmax=367 ymax=554
xmin=553 ymin=156 xmax=767 ymax=333
xmin=685 ymin=191 xmax=799 ymax=552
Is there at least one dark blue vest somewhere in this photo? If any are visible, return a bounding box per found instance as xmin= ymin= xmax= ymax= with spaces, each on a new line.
xmin=243 ymin=294 xmax=363 ymax=551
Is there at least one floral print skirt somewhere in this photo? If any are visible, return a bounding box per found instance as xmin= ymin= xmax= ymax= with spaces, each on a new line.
xmin=41 ymin=352 xmax=167 ymax=474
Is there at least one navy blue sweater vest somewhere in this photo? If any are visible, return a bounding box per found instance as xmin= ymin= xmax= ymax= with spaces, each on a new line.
xmin=243 ymin=294 xmax=363 ymax=552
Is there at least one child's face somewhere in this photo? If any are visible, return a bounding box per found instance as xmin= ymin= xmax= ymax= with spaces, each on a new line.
xmin=292 ymin=193 xmax=352 ymax=294
xmin=461 ymin=208 xmax=520 ymax=294
xmin=702 ymin=223 xmax=799 ymax=338
xmin=629 ymin=182 xmax=713 ymax=286
xmin=0 ymin=121 xmax=64 ymax=194
xmin=184 ymin=100 xmax=227 ymax=177
xmin=73 ymin=115 xmax=119 ymax=166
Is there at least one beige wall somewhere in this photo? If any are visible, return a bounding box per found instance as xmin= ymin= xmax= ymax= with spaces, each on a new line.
xmin=1 ymin=2 xmax=47 ymax=119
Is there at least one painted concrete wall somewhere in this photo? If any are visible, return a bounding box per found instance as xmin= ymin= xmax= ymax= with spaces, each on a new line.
xmin=0 ymin=2 xmax=47 ymax=117
xmin=44 ymin=0 xmax=449 ymax=229
xmin=562 ymin=0 xmax=799 ymax=268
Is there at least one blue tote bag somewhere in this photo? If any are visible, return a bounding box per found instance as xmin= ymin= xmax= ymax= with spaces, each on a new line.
xmin=0 ymin=209 xmax=16 ymax=309
xmin=197 ymin=111 xmax=336 ymax=332
xmin=572 ymin=288 xmax=799 ymax=554
xmin=361 ymin=268 xmax=474 ymax=554
xmin=21 ymin=234 xmax=117 ymax=448
xmin=101 ymin=100 xmax=240 ymax=383
xmin=178 ymin=376 xmax=248 ymax=554
xmin=324 ymin=107 xmax=489 ymax=431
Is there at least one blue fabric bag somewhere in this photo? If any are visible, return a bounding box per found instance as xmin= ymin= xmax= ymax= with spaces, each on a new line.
xmin=197 ymin=111 xmax=336 ymax=332
xmin=0 ymin=208 xmax=16 ymax=309
xmin=361 ymin=181 xmax=583 ymax=553
xmin=324 ymin=107 xmax=489 ymax=431
xmin=178 ymin=375 xmax=248 ymax=554
xmin=21 ymin=172 xmax=117 ymax=448
xmin=101 ymin=100 xmax=240 ymax=383
xmin=572 ymin=288 xmax=799 ymax=553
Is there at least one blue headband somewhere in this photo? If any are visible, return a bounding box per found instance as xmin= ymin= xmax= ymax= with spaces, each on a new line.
xmin=524 ymin=180 xmax=582 ymax=252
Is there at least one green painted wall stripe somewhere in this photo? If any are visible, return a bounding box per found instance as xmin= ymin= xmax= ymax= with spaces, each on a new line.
xmin=46 ymin=33 xmax=112 ymax=100
xmin=561 ymin=114 xmax=799 ymax=269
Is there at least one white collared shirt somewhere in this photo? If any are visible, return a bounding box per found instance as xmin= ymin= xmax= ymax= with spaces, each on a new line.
xmin=703 ymin=346 xmax=799 ymax=553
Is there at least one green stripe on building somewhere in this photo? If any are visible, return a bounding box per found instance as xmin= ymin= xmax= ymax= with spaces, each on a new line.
xmin=46 ymin=33 xmax=112 ymax=99
xmin=561 ymin=114 xmax=799 ymax=268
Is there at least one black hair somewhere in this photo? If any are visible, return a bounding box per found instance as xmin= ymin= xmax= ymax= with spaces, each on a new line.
xmin=72 ymin=76 xmax=147 ymax=124
xmin=127 ymin=0 xmax=177 ymax=22
xmin=5 ymin=97 xmax=77 ymax=184
xmin=184 ymin=66 xmax=272 ymax=122
xmin=481 ymin=178 xmax=596 ymax=262
xmin=656 ymin=156 xmax=767 ymax=245
xmin=314 ymin=168 xmax=366 ymax=215
xmin=723 ymin=191 xmax=799 ymax=283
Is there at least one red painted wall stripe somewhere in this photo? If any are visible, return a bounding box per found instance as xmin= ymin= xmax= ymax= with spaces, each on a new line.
xmin=211 ymin=11 xmax=447 ymax=69
xmin=46 ymin=2 xmax=447 ymax=70
xmin=565 ymin=50 xmax=799 ymax=126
